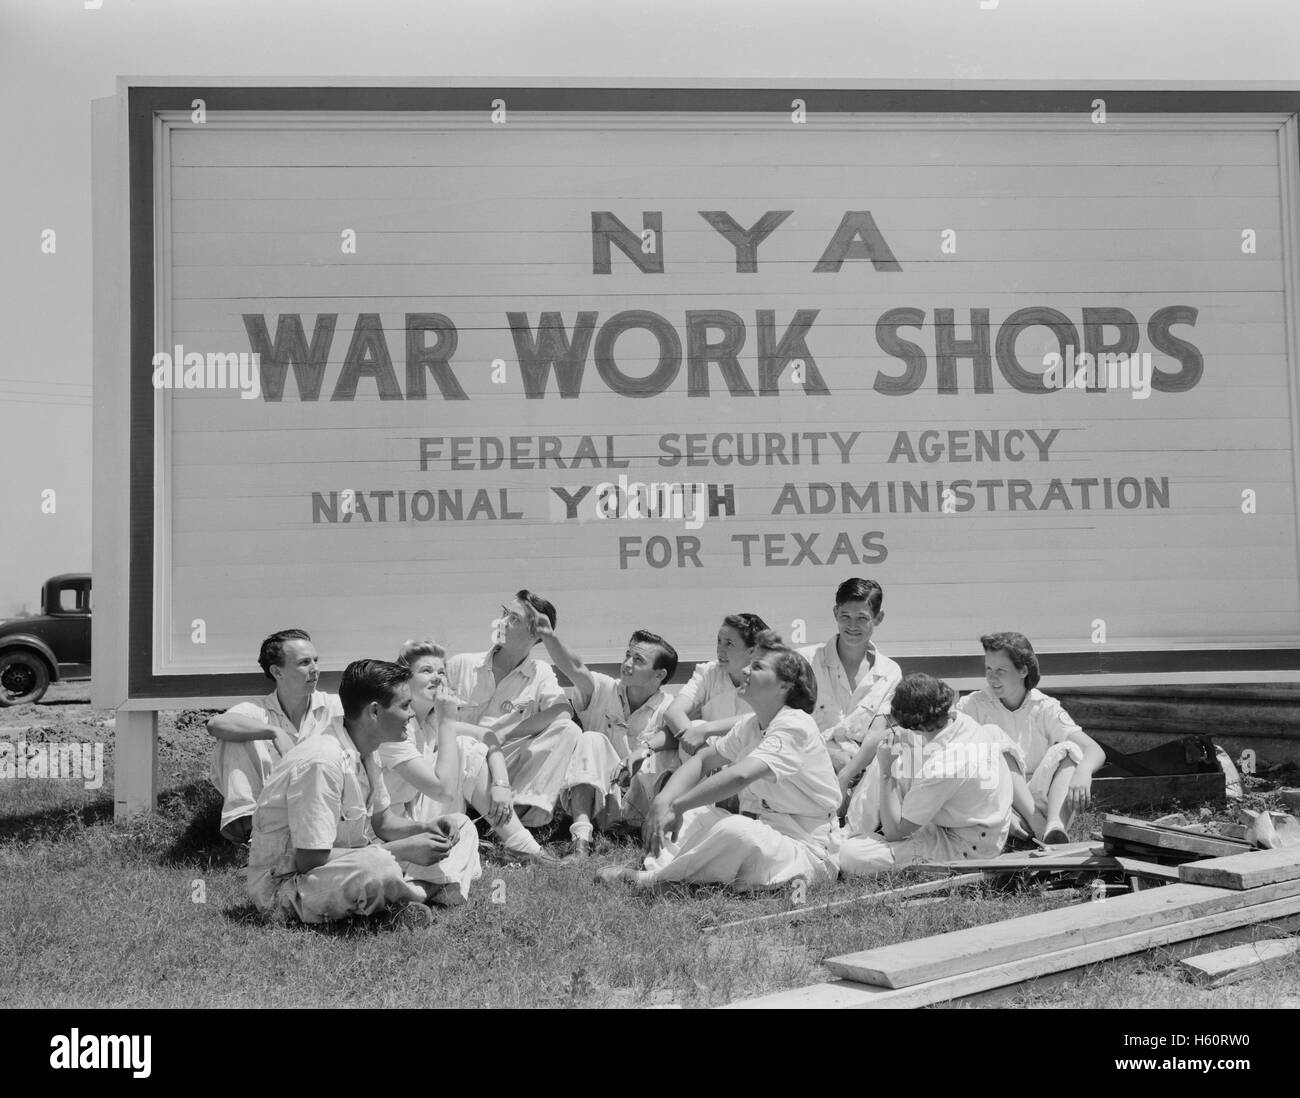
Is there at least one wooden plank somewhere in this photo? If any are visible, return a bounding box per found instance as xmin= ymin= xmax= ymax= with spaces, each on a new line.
xmin=1104 ymin=839 xmax=1204 ymax=865
xmin=1180 ymin=846 xmax=1300 ymax=890
xmin=703 ymin=874 xmax=984 ymax=934
xmin=729 ymin=894 xmax=1300 ymax=1009
xmin=1102 ymin=815 xmax=1251 ymax=858
xmin=824 ymin=877 xmax=1300 ymax=989
xmin=1092 ymin=773 xmax=1226 ymax=809
xmin=1104 ymin=813 xmax=1253 ymax=847
xmin=1178 ymin=937 xmax=1300 ymax=987
xmin=1114 ymin=857 xmax=1183 ymax=882
xmin=924 ymin=852 xmax=1120 ymax=873
xmin=960 ymin=913 xmax=1300 ymax=1005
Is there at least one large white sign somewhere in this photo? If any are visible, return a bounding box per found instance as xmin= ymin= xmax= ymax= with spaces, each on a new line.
xmin=93 ymin=89 xmax=1300 ymax=697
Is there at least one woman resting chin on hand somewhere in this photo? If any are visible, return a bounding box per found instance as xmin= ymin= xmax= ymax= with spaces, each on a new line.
xmin=598 ymin=630 xmax=841 ymax=893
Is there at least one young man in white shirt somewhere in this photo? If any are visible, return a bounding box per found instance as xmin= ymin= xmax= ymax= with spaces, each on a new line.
xmin=798 ymin=578 xmax=902 ymax=785
xmin=443 ymin=590 xmax=584 ymax=830
xmin=247 ymin=659 xmax=477 ymax=926
xmin=533 ymin=622 xmax=678 ymax=857
xmin=207 ymin=629 xmax=342 ymax=843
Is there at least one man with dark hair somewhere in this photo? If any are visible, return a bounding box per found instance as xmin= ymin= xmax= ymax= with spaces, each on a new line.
xmin=532 ymin=621 xmax=679 ymax=856
xmin=442 ymin=591 xmax=583 ymax=829
xmin=246 ymin=659 xmax=478 ymax=926
xmin=207 ymin=628 xmax=342 ymax=843
xmin=798 ymin=577 xmax=901 ymax=779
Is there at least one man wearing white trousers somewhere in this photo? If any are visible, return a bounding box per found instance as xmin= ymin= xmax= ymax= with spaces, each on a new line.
xmin=444 ymin=590 xmax=584 ymax=830
xmin=207 ymin=628 xmax=341 ymax=843
xmin=247 ymin=659 xmax=479 ymax=926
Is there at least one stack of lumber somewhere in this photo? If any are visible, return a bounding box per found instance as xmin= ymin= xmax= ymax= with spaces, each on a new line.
xmin=1101 ymin=813 xmax=1253 ymax=866
xmin=725 ymin=842 xmax=1300 ymax=1009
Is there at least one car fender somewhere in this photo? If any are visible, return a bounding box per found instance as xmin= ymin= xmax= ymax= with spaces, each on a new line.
xmin=0 ymin=635 xmax=60 ymax=681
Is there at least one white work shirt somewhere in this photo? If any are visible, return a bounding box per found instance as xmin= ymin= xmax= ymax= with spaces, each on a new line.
xmin=568 ymin=671 xmax=672 ymax=764
xmin=956 ymin=687 xmax=1082 ymax=775
xmin=223 ymin=688 xmax=342 ymax=745
xmin=715 ymin=707 xmax=841 ymax=823
xmin=444 ymin=649 xmax=568 ymax=731
xmin=251 ymin=719 xmax=391 ymax=856
xmin=675 ymin=660 xmax=751 ymax=722
xmin=797 ymin=638 xmax=901 ymax=741
xmin=890 ymin=711 xmax=1016 ymax=833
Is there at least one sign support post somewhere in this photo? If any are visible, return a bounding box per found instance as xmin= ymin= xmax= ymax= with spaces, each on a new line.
xmin=113 ymin=709 xmax=157 ymax=818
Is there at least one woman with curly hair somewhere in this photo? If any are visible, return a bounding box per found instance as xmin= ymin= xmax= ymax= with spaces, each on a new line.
xmin=375 ymin=640 xmax=555 ymax=869
xmin=838 ymin=672 xmax=1021 ymax=878
xmin=598 ymin=630 xmax=842 ymax=892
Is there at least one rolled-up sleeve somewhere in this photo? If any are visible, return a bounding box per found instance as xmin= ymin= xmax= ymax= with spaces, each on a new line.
xmin=748 ymin=730 xmax=800 ymax=783
xmin=1043 ymin=698 xmax=1083 ymax=745
xmin=533 ymin=663 xmax=568 ymax=711
xmin=285 ymin=759 xmax=343 ymax=850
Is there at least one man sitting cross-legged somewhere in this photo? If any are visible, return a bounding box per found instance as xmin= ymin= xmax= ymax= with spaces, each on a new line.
xmin=534 ymin=621 xmax=679 ymax=858
xmin=207 ymin=628 xmax=341 ymax=844
xmin=246 ymin=659 xmax=480 ymax=927
xmin=442 ymin=590 xmax=584 ymax=831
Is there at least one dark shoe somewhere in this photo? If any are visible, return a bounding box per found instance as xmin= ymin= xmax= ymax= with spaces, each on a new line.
xmin=385 ymin=902 xmax=434 ymax=930
xmin=562 ymin=838 xmax=592 ymax=863
xmin=427 ymin=883 xmax=466 ymax=908
xmin=220 ymin=816 xmax=253 ymax=844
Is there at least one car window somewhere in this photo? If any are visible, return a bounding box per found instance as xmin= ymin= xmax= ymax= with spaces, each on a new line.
xmin=57 ymin=587 xmax=90 ymax=613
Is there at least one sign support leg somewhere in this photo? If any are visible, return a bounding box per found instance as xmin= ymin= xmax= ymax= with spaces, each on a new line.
xmin=113 ymin=709 xmax=157 ymax=818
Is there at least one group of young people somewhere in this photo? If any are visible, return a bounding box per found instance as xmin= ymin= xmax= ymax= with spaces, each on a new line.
xmin=206 ymin=578 xmax=1106 ymax=928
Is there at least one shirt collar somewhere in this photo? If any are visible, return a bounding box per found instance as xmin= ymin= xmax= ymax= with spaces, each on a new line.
xmin=828 ymin=637 xmax=880 ymax=674
xmin=328 ymin=718 xmax=363 ymax=762
xmin=992 ymin=687 xmax=1036 ymax=713
xmin=264 ymin=688 xmax=328 ymax=720
xmin=621 ymin=681 xmax=666 ymax=716
xmin=481 ymin=647 xmax=538 ymax=681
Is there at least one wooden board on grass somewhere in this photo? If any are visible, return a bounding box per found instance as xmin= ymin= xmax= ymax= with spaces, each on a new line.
xmin=1113 ymin=857 xmax=1182 ymax=882
xmin=1091 ymin=773 xmax=1226 ymax=809
xmin=729 ymin=893 xmax=1300 ymax=1008
xmin=1103 ymin=839 xmax=1205 ymax=865
xmin=1180 ymin=846 xmax=1300 ymax=890
xmin=1178 ymin=937 xmax=1300 ymax=987
xmin=1102 ymin=815 xmax=1251 ymax=859
xmin=924 ymin=851 xmax=1120 ymax=873
xmin=824 ymin=877 xmax=1300 ymax=989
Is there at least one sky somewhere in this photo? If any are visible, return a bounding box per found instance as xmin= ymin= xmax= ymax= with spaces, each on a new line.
xmin=1 ymin=0 xmax=1298 ymax=617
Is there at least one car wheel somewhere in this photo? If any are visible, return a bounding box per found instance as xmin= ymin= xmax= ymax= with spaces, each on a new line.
xmin=0 ymin=650 xmax=51 ymax=706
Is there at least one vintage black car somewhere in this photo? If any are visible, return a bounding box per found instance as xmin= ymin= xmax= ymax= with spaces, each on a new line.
xmin=0 ymin=574 xmax=91 ymax=706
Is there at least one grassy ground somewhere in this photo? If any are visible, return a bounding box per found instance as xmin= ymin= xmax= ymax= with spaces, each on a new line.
xmin=4 ymin=683 xmax=1300 ymax=1008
